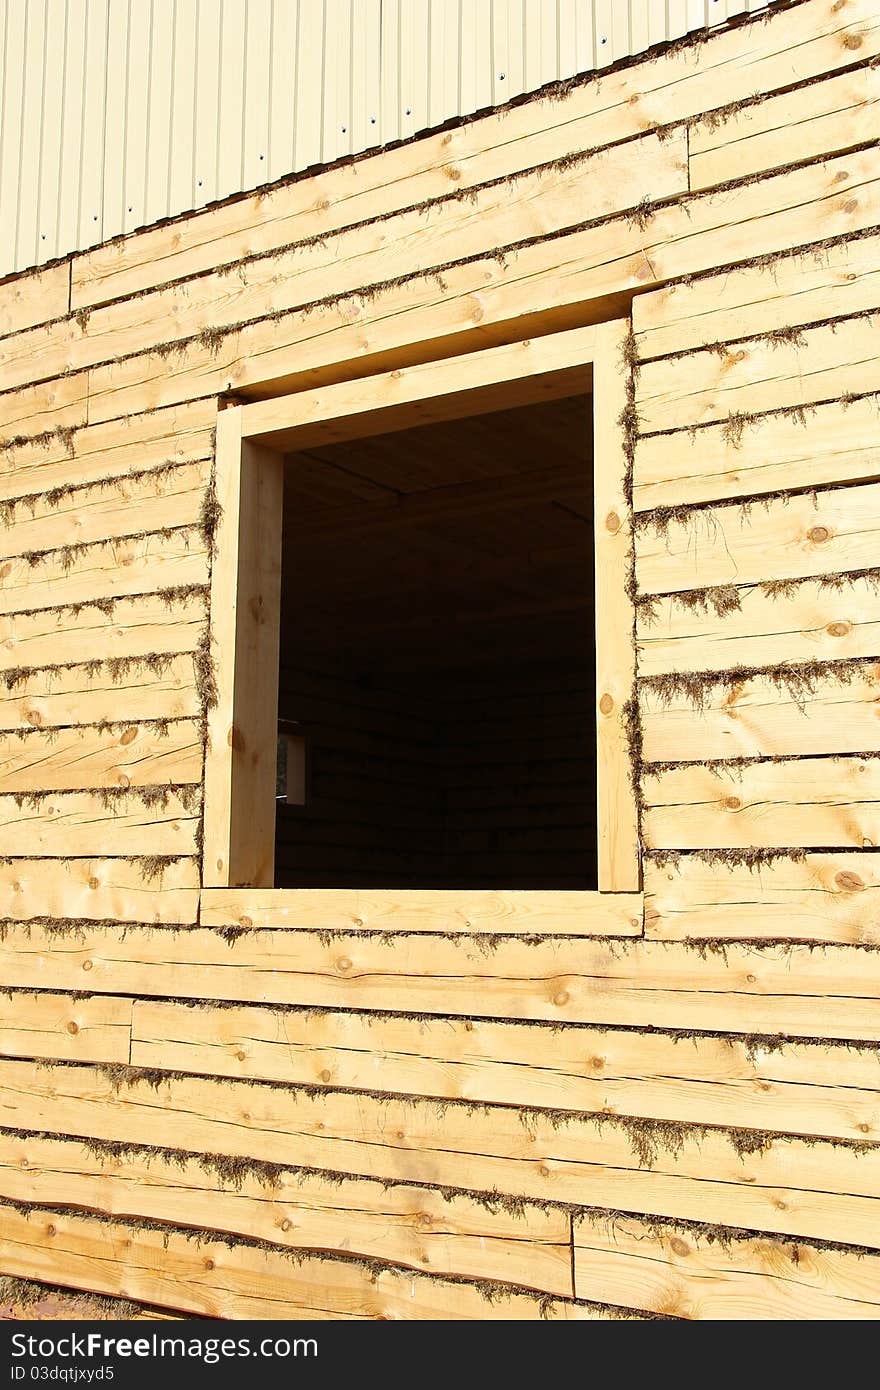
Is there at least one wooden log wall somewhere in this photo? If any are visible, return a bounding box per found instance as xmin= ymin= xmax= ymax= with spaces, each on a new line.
xmin=1 ymin=0 xmax=879 ymax=1320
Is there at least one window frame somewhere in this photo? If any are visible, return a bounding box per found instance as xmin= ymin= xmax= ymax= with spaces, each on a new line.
xmin=201 ymin=318 xmax=640 ymax=903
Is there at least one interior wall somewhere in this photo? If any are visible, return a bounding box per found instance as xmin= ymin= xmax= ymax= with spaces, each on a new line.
xmin=275 ymin=658 xmax=596 ymax=890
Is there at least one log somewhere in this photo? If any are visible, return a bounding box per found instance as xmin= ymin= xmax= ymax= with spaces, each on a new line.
xmin=573 ymin=1213 xmax=880 ymax=1319
xmin=643 ymin=756 xmax=880 ymax=850
xmin=7 ymin=921 xmax=880 ymax=1041
xmin=0 ymin=720 xmax=202 ymax=793
xmin=0 ymin=993 xmax=132 ymax=1065
xmin=0 ymin=790 xmax=199 ymax=857
xmin=0 ymin=1203 xmax=600 ymax=1321
xmin=128 ymin=996 xmax=880 ymax=1144
xmin=0 ymin=591 xmax=207 ymax=674
xmin=0 ymin=857 xmax=199 ymax=925
xmin=633 ymin=393 xmax=880 ymax=511
xmin=0 ymin=531 xmax=209 ymax=617
xmin=635 ymin=481 xmax=880 ymax=595
xmin=689 ymin=62 xmax=880 ymax=191
xmin=639 ymin=665 xmax=880 ymax=762
xmin=636 ymin=313 xmax=880 ymax=433
xmin=634 ymin=233 xmax=880 ymax=361
xmin=0 ymin=1132 xmax=572 ymax=1299
xmin=645 ymin=851 xmax=880 ymax=943
xmin=0 ymin=653 xmax=199 ymax=733
xmin=200 ymin=887 xmax=643 ymax=937
xmin=0 ymin=400 xmax=214 ymax=504
xmin=83 ymin=148 xmax=880 ymax=426
xmin=0 ymin=460 xmax=208 ymax=556
xmin=637 ymin=575 xmax=880 ymax=676
xmin=5 ymin=134 xmax=687 ymax=393
xmin=4 ymin=1059 xmax=880 ymax=1249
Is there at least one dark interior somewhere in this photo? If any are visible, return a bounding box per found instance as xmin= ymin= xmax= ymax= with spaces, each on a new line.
xmin=274 ymin=392 xmax=597 ymax=889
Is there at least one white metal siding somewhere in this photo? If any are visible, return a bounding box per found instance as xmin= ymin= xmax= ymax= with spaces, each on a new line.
xmin=0 ymin=0 xmax=775 ymax=278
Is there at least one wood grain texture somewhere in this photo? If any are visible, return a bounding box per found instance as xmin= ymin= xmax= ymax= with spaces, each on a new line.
xmin=640 ymin=665 xmax=880 ymax=762
xmin=637 ymin=576 xmax=880 ymax=677
xmin=636 ymin=482 xmax=880 ymax=596
xmin=645 ymin=851 xmax=880 ymax=943
xmin=643 ymin=756 xmax=880 ymax=850
xmin=83 ymin=148 xmax=880 ymax=426
xmin=0 ymin=858 xmax=198 ymax=925
xmin=633 ymin=234 xmax=880 ymax=362
xmin=0 ymin=592 xmax=207 ymax=674
xmin=0 ymin=400 xmax=214 ymax=504
xmin=0 ymin=654 xmax=198 ymax=733
xmin=636 ymin=313 xmax=880 ymax=434
xmin=4 ymin=1060 xmax=880 ymax=1248
xmin=0 ymin=1204 xmax=603 ymax=1321
xmin=129 ymin=997 xmax=880 ymax=1143
xmin=633 ymin=391 xmax=880 ymax=513
xmin=0 ymin=461 xmax=208 ymax=557
xmin=0 ymin=993 xmax=132 ymax=1065
xmin=7 ymin=923 xmax=880 ymax=1042
xmin=689 ymin=62 xmax=880 ymax=192
xmin=573 ymin=1213 xmax=880 ymax=1319
xmin=0 ymin=531 xmax=209 ymax=617
xmin=0 ymin=261 xmax=70 ymax=338
xmin=0 ymin=376 xmax=86 ymax=445
xmin=0 ymin=720 xmax=202 ymax=793
xmin=0 ymin=1131 xmax=572 ymax=1298
xmin=593 ymin=318 xmax=640 ymax=890
xmin=200 ymin=887 xmax=643 ymax=936
xmin=203 ymin=412 xmax=283 ymax=888
xmin=0 ymin=790 xmax=199 ymax=857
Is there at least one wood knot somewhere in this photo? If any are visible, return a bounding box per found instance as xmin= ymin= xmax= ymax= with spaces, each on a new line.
xmin=82 ymin=960 xmax=93 ymax=972
xmin=320 ymin=1069 xmax=331 ymax=1083
xmin=842 ymin=30 xmax=864 ymax=49
xmin=281 ymin=1218 xmax=292 ymax=1232
xmin=605 ymin=509 xmax=621 ymax=534
xmin=24 ymin=709 xmax=42 ymax=726
xmin=590 ymin=1056 xmax=605 ymax=1071
xmin=119 ymin=725 xmax=138 ymax=746
xmin=826 ymin=621 xmax=850 ymax=637
xmin=336 ymin=957 xmax=352 ymax=972
xmin=842 ymin=198 xmax=858 ymax=213
xmin=669 ymin=1236 xmax=690 ymax=1258
xmin=746 ymin=973 xmax=757 ymax=984
xmin=553 ymin=990 xmax=569 ymax=1007
xmin=599 ymin=692 xmax=614 ymax=716
xmin=352 ymin=916 xmax=364 ymax=927
xmin=443 ymin=164 xmax=462 ymax=181
xmin=807 ymin=525 xmax=830 ymax=544
xmin=88 ymin=876 xmax=100 ymax=890
xmin=724 ymin=796 xmax=742 ymax=811
xmin=464 ymin=1020 xmax=474 ymax=1032
xmin=539 ymin=1164 xmax=551 ymax=1178
xmin=239 ymin=915 xmax=253 ymax=929
xmin=835 ymin=871 xmax=864 ymax=892
xmin=46 ymin=1224 xmax=56 ymax=1237
xmin=235 ymin=1050 xmax=246 ymax=1062
xmin=203 ymin=1258 xmax=215 ymax=1271
xmin=66 ymin=1021 xmax=79 ymax=1035
xmin=316 ymin=197 xmax=330 ymax=212
xmin=858 ymin=1122 xmax=871 ymax=1134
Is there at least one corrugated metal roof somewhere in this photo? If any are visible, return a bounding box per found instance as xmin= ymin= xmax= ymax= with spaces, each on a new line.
xmin=0 ymin=0 xmax=776 ymax=279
